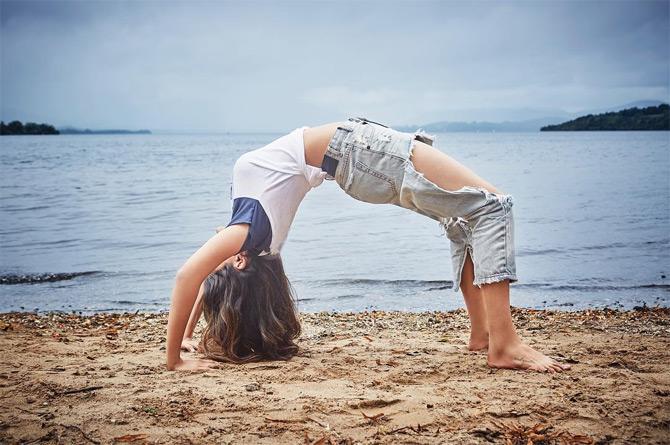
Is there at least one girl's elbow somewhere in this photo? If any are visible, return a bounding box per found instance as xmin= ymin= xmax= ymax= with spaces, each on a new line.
xmin=174 ymin=266 xmax=206 ymax=288
xmin=174 ymin=267 xmax=191 ymax=284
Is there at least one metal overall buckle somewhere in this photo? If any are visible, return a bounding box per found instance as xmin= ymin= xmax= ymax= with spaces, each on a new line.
xmin=349 ymin=116 xmax=389 ymax=128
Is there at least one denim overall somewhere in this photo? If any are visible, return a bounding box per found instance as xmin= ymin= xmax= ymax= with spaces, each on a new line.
xmin=321 ymin=116 xmax=517 ymax=291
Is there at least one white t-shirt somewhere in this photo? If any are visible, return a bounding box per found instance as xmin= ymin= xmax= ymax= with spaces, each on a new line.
xmin=230 ymin=126 xmax=327 ymax=254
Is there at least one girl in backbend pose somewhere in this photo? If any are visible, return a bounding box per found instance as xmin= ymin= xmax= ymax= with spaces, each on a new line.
xmin=165 ymin=116 xmax=571 ymax=373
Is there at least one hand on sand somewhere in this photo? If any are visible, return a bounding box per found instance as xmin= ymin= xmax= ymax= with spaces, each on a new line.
xmin=487 ymin=342 xmax=572 ymax=373
xmin=180 ymin=337 xmax=200 ymax=353
xmin=169 ymin=358 xmax=218 ymax=372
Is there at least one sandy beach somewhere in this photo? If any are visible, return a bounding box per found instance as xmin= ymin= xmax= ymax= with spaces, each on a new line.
xmin=1 ymin=306 xmax=668 ymax=444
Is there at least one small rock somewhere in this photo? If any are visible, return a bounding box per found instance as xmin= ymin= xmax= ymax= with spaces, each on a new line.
xmin=245 ymin=383 xmax=261 ymax=392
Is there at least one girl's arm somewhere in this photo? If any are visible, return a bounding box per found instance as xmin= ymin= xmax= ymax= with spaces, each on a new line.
xmin=181 ymin=236 xmax=233 ymax=352
xmin=166 ymin=224 xmax=249 ymax=371
xmin=180 ymin=282 xmax=205 ymax=352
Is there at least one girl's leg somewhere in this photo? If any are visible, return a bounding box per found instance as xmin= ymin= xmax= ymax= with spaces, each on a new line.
xmin=460 ymin=250 xmax=489 ymax=351
xmin=410 ymin=141 xmax=570 ymax=372
xmin=410 ymin=140 xmax=504 ymax=194
xmin=481 ymin=280 xmax=569 ymax=372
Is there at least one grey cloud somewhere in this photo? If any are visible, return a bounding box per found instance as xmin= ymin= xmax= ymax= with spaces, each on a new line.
xmin=1 ymin=0 xmax=668 ymax=132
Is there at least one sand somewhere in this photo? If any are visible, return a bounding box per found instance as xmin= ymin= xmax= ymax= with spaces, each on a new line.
xmin=0 ymin=306 xmax=668 ymax=444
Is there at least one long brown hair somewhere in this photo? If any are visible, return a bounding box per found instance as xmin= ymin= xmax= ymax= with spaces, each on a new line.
xmin=199 ymin=253 xmax=301 ymax=363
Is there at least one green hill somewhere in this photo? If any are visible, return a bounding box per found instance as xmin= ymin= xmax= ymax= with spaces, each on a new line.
xmin=540 ymin=104 xmax=669 ymax=131
xmin=0 ymin=120 xmax=59 ymax=135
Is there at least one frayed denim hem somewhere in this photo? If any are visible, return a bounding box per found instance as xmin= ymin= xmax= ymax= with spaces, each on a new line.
xmin=473 ymin=273 xmax=518 ymax=288
xmin=450 ymin=244 xmax=471 ymax=293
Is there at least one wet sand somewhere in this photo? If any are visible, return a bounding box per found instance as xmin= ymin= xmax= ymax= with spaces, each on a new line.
xmin=1 ymin=307 xmax=668 ymax=444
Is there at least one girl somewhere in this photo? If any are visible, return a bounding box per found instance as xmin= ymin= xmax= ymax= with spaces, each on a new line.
xmin=166 ymin=116 xmax=571 ymax=373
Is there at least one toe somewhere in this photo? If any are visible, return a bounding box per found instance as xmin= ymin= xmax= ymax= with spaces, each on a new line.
xmin=546 ymin=364 xmax=557 ymax=373
xmin=547 ymin=360 xmax=562 ymax=371
xmin=550 ymin=358 xmax=571 ymax=370
xmin=547 ymin=358 xmax=568 ymax=372
xmin=549 ymin=363 xmax=563 ymax=373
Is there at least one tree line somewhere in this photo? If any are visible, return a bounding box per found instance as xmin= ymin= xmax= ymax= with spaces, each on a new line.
xmin=541 ymin=104 xmax=670 ymax=131
xmin=1 ymin=120 xmax=59 ymax=135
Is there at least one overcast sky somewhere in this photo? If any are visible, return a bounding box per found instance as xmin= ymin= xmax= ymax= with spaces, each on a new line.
xmin=1 ymin=0 xmax=668 ymax=132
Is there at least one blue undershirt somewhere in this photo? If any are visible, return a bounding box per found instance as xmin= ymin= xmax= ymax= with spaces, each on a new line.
xmin=225 ymin=197 xmax=272 ymax=256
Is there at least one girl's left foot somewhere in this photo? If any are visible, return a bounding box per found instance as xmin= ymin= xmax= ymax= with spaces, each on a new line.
xmin=468 ymin=332 xmax=489 ymax=351
xmin=487 ymin=341 xmax=571 ymax=372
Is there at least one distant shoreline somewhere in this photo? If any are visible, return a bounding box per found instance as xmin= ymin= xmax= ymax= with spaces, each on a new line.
xmin=58 ymin=128 xmax=152 ymax=135
xmin=541 ymin=104 xmax=669 ymax=131
xmin=0 ymin=120 xmax=151 ymax=136
xmin=0 ymin=120 xmax=58 ymax=135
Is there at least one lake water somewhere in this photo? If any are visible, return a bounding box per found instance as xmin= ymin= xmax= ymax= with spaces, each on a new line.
xmin=1 ymin=131 xmax=668 ymax=313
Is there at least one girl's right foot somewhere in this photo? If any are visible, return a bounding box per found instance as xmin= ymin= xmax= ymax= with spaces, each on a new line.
xmin=487 ymin=341 xmax=571 ymax=372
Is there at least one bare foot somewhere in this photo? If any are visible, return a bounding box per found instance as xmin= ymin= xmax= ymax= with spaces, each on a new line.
xmin=468 ymin=333 xmax=489 ymax=351
xmin=487 ymin=342 xmax=571 ymax=373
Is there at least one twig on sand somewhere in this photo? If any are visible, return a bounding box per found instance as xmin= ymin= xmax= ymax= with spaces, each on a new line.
xmin=490 ymin=420 xmax=594 ymax=444
xmin=389 ymin=425 xmax=414 ymax=435
xmin=307 ymin=416 xmax=329 ymax=428
xmin=387 ymin=423 xmax=437 ymax=436
xmin=264 ymin=417 xmax=307 ymax=424
xmin=58 ymin=385 xmax=104 ymax=395
xmin=360 ymin=411 xmax=385 ymax=423
xmin=25 ymin=430 xmax=57 ymax=444
xmin=58 ymin=424 xmax=100 ymax=444
xmin=349 ymin=398 xmax=401 ymax=409
xmin=113 ymin=433 xmax=149 ymax=443
xmin=264 ymin=416 xmax=331 ymax=429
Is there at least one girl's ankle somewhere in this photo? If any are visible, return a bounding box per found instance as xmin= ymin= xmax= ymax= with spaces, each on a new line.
xmin=488 ymin=337 xmax=523 ymax=355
